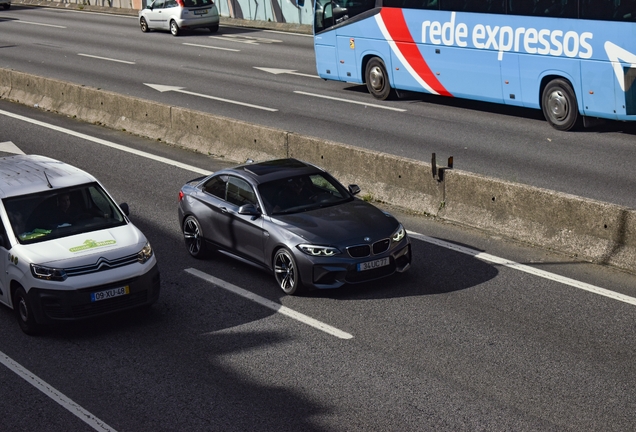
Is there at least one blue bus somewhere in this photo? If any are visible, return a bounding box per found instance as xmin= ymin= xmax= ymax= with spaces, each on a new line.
xmin=312 ymin=0 xmax=636 ymax=130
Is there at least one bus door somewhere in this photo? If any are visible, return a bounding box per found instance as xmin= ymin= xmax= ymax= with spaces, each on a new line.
xmin=500 ymin=53 xmax=524 ymax=107
xmin=314 ymin=0 xmax=338 ymax=79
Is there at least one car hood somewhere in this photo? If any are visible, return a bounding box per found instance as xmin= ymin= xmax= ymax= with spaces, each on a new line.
xmin=273 ymin=199 xmax=399 ymax=245
xmin=19 ymin=225 xmax=147 ymax=266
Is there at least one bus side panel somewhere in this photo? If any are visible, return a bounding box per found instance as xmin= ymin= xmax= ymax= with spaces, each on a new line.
xmin=315 ymin=33 xmax=339 ymax=80
xmin=518 ymin=56 xmax=581 ymax=111
xmin=500 ymin=54 xmax=524 ymax=107
xmin=580 ymin=60 xmax=618 ymax=119
xmin=337 ymin=36 xmax=361 ymax=82
xmin=426 ymin=46 xmax=504 ymax=103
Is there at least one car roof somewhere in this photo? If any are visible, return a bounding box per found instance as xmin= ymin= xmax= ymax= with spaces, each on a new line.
xmin=0 ymin=154 xmax=97 ymax=199
xmin=227 ymin=158 xmax=325 ymax=184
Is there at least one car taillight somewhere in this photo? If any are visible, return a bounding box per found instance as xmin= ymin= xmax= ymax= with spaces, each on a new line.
xmin=176 ymin=0 xmax=184 ymax=6
xmin=179 ymin=190 xmax=184 ymax=201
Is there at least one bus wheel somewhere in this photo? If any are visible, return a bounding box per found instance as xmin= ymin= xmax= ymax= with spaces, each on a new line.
xmin=365 ymin=58 xmax=392 ymax=100
xmin=541 ymin=79 xmax=580 ymax=131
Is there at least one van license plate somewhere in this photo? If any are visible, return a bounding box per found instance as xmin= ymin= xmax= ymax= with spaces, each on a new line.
xmin=357 ymin=257 xmax=389 ymax=272
xmin=91 ymin=285 xmax=130 ymax=302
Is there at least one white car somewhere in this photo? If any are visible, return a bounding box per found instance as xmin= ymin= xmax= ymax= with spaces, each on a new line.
xmin=0 ymin=155 xmax=160 ymax=334
xmin=139 ymin=0 xmax=220 ymax=36
xmin=0 ymin=0 xmax=11 ymax=10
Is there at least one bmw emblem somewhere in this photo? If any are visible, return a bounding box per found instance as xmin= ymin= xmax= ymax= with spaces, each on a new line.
xmin=364 ymin=237 xmax=371 ymax=242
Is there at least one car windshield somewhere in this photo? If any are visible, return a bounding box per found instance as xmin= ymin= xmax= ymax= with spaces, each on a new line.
xmin=259 ymin=173 xmax=352 ymax=215
xmin=3 ymin=182 xmax=127 ymax=245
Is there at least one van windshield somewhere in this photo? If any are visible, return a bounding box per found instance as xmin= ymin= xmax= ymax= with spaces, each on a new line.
xmin=3 ymin=182 xmax=127 ymax=245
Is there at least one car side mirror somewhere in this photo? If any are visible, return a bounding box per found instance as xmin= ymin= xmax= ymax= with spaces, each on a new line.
xmin=119 ymin=202 xmax=130 ymax=217
xmin=348 ymin=184 xmax=361 ymax=195
xmin=238 ymin=203 xmax=261 ymax=216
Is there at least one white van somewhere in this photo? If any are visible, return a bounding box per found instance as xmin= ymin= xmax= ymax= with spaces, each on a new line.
xmin=0 ymin=155 xmax=160 ymax=334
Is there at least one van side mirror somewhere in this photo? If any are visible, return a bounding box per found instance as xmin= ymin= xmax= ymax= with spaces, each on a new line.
xmin=119 ymin=203 xmax=130 ymax=216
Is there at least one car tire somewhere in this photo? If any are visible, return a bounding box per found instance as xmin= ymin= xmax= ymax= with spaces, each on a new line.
xmin=365 ymin=57 xmax=393 ymax=100
xmin=170 ymin=20 xmax=180 ymax=36
xmin=140 ymin=17 xmax=149 ymax=33
xmin=208 ymin=24 xmax=219 ymax=33
xmin=14 ymin=286 xmax=39 ymax=335
xmin=183 ymin=215 xmax=207 ymax=259
xmin=273 ymin=248 xmax=303 ymax=295
xmin=541 ymin=78 xmax=581 ymax=131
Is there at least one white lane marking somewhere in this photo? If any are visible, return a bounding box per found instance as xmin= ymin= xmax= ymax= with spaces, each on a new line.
xmin=144 ymin=83 xmax=278 ymax=112
xmin=182 ymin=42 xmax=240 ymax=52
xmin=254 ymin=67 xmax=319 ymax=79
xmin=0 ymin=141 xmax=25 ymax=154
xmin=10 ymin=20 xmax=66 ymax=28
xmin=209 ymin=34 xmax=282 ymax=45
xmin=294 ymin=91 xmax=407 ymax=112
xmin=0 ymin=350 xmax=117 ymax=432
xmin=1 ymin=108 xmax=632 ymax=306
xmin=408 ymin=231 xmax=636 ymax=306
xmin=78 ymin=54 xmax=135 ymax=65
xmin=185 ymin=268 xmax=354 ymax=340
xmin=0 ymin=109 xmax=212 ymax=175
xmin=262 ymin=29 xmax=313 ymax=37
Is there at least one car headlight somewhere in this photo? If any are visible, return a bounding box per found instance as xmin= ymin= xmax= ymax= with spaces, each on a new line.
xmin=297 ymin=244 xmax=341 ymax=257
xmin=31 ymin=264 xmax=67 ymax=281
xmin=391 ymin=224 xmax=406 ymax=243
xmin=137 ymin=241 xmax=154 ymax=264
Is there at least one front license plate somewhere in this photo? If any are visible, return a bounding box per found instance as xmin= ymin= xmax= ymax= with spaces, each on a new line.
xmin=194 ymin=9 xmax=208 ymax=15
xmin=91 ymin=285 xmax=130 ymax=302
xmin=357 ymin=257 xmax=389 ymax=272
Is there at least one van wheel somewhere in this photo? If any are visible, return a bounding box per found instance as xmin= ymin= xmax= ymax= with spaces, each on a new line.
xmin=541 ymin=79 xmax=580 ymax=131
xmin=14 ymin=286 xmax=39 ymax=335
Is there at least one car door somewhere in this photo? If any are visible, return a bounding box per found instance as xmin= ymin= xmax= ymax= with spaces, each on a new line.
xmin=145 ymin=0 xmax=167 ymax=29
xmin=224 ymin=177 xmax=266 ymax=265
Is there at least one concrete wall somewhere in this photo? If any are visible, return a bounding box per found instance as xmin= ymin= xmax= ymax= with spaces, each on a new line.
xmin=1 ymin=67 xmax=635 ymax=273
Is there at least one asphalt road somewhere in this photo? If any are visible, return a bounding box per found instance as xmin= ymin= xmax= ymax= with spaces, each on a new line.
xmin=1 ymin=4 xmax=636 ymax=209
xmin=1 ymin=100 xmax=636 ymax=431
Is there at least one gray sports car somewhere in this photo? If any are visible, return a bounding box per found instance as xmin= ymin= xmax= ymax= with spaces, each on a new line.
xmin=177 ymin=158 xmax=411 ymax=294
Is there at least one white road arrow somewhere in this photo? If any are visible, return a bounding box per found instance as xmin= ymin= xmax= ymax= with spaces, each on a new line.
xmin=0 ymin=141 xmax=25 ymax=155
xmin=254 ymin=67 xmax=319 ymax=79
xmin=604 ymin=41 xmax=636 ymax=92
xmin=143 ymin=83 xmax=278 ymax=112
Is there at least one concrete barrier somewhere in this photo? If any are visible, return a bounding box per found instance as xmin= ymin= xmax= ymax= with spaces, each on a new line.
xmin=1 ymin=67 xmax=635 ymax=274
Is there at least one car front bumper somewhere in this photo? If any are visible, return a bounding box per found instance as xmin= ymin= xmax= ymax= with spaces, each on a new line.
xmin=297 ymin=241 xmax=411 ymax=290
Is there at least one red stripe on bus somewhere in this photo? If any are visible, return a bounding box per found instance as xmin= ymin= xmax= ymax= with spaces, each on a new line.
xmin=380 ymin=8 xmax=452 ymax=97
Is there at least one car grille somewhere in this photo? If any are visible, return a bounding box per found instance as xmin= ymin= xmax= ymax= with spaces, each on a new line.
xmin=347 ymin=238 xmax=390 ymax=258
xmin=64 ymin=254 xmax=139 ymax=277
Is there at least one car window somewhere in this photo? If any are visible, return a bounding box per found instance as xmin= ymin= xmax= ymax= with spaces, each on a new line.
xmin=226 ymin=177 xmax=257 ymax=207
xmin=183 ymin=0 xmax=214 ymax=6
xmin=202 ymin=175 xmax=227 ymax=199
xmin=152 ymin=0 xmax=165 ymax=8
xmin=259 ymin=173 xmax=351 ymax=215
xmin=164 ymin=0 xmax=177 ymax=7
xmin=2 ymin=183 xmax=127 ymax=245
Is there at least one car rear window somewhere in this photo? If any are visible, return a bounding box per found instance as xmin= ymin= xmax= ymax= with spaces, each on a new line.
xmin=183 ymin=0 xmax=214 ymax=7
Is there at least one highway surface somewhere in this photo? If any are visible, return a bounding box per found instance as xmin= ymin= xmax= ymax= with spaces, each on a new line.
xmin=1 ymin=100 xmax=636 ymax=431
xmin=1 ymin=4 xmax=636 ymax=208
